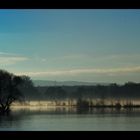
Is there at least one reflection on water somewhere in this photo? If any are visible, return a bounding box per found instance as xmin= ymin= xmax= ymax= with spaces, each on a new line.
xmin=11 ymin=106 xmax=140 ymax=114
xmin=1 ymin=107 xmax=140 ymax=130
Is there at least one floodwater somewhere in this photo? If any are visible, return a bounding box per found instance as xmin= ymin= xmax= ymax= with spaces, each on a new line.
xmin=0 ymin=106 xmax=140 ymax=131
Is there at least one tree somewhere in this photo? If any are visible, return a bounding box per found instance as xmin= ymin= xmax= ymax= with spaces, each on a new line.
xmin=19 ymin=75 xmax=40 ymax=101
xmin=45 ymin=86 xmax=66 ymax=100
xmin=76 ymin=98 xmax=89 ymax=108
xmin=0 ymin=70 xmax=24 ymax=113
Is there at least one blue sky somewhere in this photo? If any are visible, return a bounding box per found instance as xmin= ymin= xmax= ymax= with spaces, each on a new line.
xmin=0 ymin=9 xmax=140 ymax=83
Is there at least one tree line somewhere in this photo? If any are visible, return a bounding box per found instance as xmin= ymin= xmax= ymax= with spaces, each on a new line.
xmin=1 ymin=69 xmax=140 ymax=113
xmin=41 ymin=82 xmax=140 ymax=100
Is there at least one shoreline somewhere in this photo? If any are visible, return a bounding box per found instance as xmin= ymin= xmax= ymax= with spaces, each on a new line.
xmin=11 ymin=104 xmax=140 ymax=108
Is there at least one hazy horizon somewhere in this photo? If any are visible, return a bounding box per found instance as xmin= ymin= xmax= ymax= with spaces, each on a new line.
xmin=0 ymin=9 xmax=140 ymax=83
xmin=32 ymin=79 xmax=132 ymax=85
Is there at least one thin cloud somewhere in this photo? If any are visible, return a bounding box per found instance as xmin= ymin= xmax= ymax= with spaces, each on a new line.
xmin=40 ymin=53 xmax=140 ymax=66
xmin=16 ymin=66 xmax=140 ymax=77
xmin=0 ymin=52 xmax=28 ymax=65
xmin=0 ymin=52 xmax=17 ymax=56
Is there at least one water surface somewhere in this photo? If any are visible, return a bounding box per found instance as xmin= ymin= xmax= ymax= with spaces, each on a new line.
xmin=0 ymin=107 xmax=140 ymax=131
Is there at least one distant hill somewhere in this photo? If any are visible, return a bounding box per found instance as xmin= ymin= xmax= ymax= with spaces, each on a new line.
xmin=33 ymin=80 xmax=109 ymax=86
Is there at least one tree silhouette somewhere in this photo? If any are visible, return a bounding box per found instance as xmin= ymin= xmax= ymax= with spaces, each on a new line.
xmin=45 ymin=86 xmax=66 ymax=100
xmin=76 ymin=98 xmax=89 ymax=108
xmin=19 ymin=75 xmax=40 ymax=101
xmin=0 ymin=70 xmax=24 ymax=113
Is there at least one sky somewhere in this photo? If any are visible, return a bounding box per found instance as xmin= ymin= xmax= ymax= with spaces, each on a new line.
xmin=0 ymin=9 xmax=140 ymax=83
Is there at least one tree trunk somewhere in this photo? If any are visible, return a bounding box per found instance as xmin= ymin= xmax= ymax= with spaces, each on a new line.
xmin=0 ymin=104 xmax=10 ymax=113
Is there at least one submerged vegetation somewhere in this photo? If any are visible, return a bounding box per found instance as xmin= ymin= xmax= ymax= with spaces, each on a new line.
xmin=1 ymin=69 xmax=140 ymax=114
xmin=40 ymin=83 xmax=140 ymax=107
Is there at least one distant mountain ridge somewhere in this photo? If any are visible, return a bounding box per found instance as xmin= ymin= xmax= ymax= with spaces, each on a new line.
xmin=33 ymin=80 xmax=109 ymax=86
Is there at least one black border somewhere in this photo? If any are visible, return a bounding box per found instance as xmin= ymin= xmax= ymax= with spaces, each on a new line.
xmin=0 ymin=0 xmax=140 ymax=9
xmin=0 ymin=131 xmax=139 ymax=139
xmin=0 ymin=0 xmax=140 ymax=138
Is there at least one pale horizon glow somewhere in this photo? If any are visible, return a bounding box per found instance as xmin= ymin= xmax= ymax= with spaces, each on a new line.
xmin=16 ymin=66 xmax=140 ymax=76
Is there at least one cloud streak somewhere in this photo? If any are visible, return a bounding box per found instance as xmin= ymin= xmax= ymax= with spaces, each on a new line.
xmin=37 ymin=53 xmax=140 ymax=67
xmin=16 ymin=66 xmax=140 ymax=77
xmin=0 ymin=52 xmax=28 ymax=65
